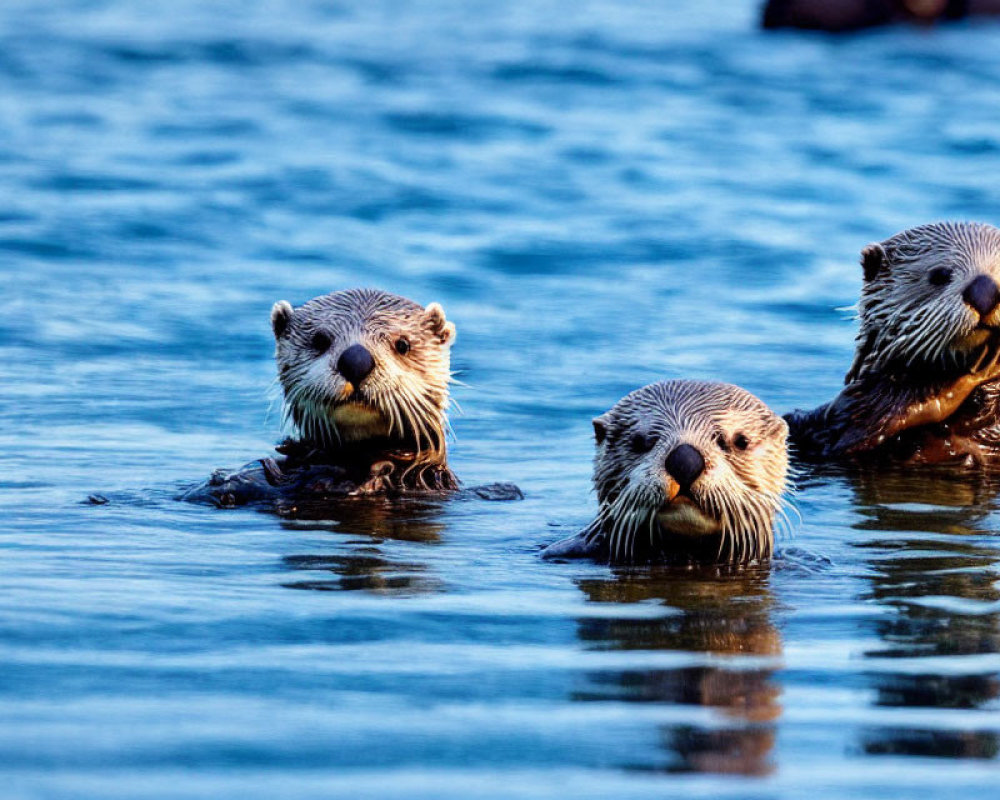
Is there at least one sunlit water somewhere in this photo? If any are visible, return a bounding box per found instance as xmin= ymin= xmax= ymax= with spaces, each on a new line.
xmin=2 ymin=1 xmax=1000 ymax=797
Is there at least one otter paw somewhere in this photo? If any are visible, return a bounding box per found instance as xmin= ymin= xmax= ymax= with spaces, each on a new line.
xmin=470 ymin=483 xmax=524 ymax=501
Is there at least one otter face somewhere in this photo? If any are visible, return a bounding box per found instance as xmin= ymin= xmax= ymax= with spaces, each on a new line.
xmin=591 ymin=381 xmax=788 ymax=564
xmin=849 ymin=222 xmax=1000 ymax=383
xmin=270 ymin=289 xmax=455 ymax=458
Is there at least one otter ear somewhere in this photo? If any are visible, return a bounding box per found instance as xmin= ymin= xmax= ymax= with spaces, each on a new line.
xmin=423 ymin=302 xmax=456 ymax=346
xmin=271 ymin=300 xmax=294 ymax=339
xmin=860 ymin=243 xmax=888 ymax=282
xmin=772 ymin=415 xmax=789 ymax=442
xmin=592 ymin=415 xmax=610 ymax=445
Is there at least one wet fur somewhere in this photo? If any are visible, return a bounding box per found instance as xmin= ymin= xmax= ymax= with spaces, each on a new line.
xmin=544 ymin=380 xmax=789 ymax=566
xmin=184 ymin=288 xmax=462 ymax=507
xmin=274 ymin=289 xmax=455 ymax=463
xmin=788 ymin=222 xmax=1000 ymax=465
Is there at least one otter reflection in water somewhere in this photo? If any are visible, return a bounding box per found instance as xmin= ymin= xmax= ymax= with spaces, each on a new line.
xmin=279 ymin=496 xmax=449 ymax=595
xmin=832 ymin=465 xmax=1000 ymax=760
xmin=572 ymin=567 xmax=782 ymax=776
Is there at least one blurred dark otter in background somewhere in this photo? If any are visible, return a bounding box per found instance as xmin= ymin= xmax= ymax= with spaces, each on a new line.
xmin=762 ymin=0 xmax=1000 ymax=32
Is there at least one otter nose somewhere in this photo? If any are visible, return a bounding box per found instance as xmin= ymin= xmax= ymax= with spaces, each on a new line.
xmin=963 ymin=275 xmax=1000 ymax=317
xmin=337 ymin=344 xmax=376 ymax=386
xmin=665 ymin=443 xmax=705 ymax=492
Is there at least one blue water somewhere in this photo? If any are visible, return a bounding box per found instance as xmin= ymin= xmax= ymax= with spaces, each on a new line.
xmin=3 ymin=1 xmax=1000 ymax=797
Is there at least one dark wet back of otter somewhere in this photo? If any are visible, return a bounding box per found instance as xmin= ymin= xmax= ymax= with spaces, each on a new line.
xmin=787 ymin=382 xmax=1000 ymax=466
xmin=180 ymin=449 xmax=522 ymax=512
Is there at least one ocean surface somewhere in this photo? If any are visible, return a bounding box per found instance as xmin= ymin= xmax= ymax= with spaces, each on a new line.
xmin=2 ymin=1 xmax=1000 ymax=797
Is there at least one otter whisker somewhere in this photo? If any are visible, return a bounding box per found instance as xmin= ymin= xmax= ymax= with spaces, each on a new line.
xmin=413 ymin=409 xmax=445 ymax=461
xmin=411 ymin=388 xmax=450 ymax=441
xmin=385 ymin=397 xmax=401 ymax=441
xmin=630 ymin=488 xmax=656 ymax=560
xmin=970 ymin=343 xmax=989 ymax=373
xmin=397 ymin=389 xmax=441 ymax=453
xmin=718 ymin=490 xmax=744 ymax=562
xmin=610 ymin=494 xmax=634 ymax=564
xmin=772 ymin=492 xmax=800 ymax=543
xmin=605 ymin=487 xmax=640 ymax=563
xmin=621 ymin=495 xmax=643 ymax=564
xmin=398 ymin=393 xmax=434 ymax=459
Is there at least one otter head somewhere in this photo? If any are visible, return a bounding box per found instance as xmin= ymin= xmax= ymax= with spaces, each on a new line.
xmin=847 ymin=222 xmax=1000 ymax=385
xmin=271 ymin=289 xmax=455 ymax=460
xmin=591 ymin=380 xmax=788 ymax=565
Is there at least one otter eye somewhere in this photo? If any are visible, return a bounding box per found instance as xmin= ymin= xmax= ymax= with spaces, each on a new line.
xmin=630 ymin=432 xmax=655 ymax=453
xmin=928 ymin=267 xmax=953 ymax=287
xmin=733 ymin=433 xmax=750 ymax=451
xmin=715 ymin=432 xmax=730 ymax=452
xmin=394 ymin=337 xmax=411 ymax=356
xmin=311 ymin=331 xmax=332 ymax=353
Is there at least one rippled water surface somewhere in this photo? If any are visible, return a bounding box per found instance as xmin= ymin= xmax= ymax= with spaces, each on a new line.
xmin=3 ymin=1 xmax=1000 ymax=797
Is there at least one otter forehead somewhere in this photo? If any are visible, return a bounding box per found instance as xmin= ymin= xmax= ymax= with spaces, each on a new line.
xmin=862 ymin=222 xmax=1000 ymax=298
xmin=608 ymin=380 xmax=783 ymax=436
xmin=287 ymin=289 xmax=426 ymax=340
xmin=882 ymin=222 xmax=1000 ymax=271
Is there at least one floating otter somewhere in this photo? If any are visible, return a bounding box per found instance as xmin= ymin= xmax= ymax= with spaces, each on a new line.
xmin=787 ymin=222 xmax=1000 ymax=465
xmin=270 ymin=288 xmax=456 ymax=488
xmin=761 ymin=0 xmax=999 ymax=32
xmin=543 ymin=380 xmax=789 ymax=565
xmin=182 ymin=288 xmax=519 ymax=509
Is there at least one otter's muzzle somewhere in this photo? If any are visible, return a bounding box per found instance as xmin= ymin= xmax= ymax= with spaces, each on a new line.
xmin=337 ymin=344 xmax=376 ymax=387
xmin=963 ymin=275 xmax=1000 ymax=318
xmin=665 ymin=443 xmax=705 ymax=495
xmin=659 ymin=444 xmax=718 ymax=537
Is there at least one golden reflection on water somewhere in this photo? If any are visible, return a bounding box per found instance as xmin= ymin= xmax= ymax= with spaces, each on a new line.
xmin=836 ymin=466 xmax=1000 ymax=761
xmin=574 ymin=566 xmax=782 ymax=776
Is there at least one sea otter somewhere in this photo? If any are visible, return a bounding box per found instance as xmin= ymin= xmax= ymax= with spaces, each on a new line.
xmin=761 ymin=0 xmax=999 ymax=32
xmin=543 ymin=380 xmax=789 ymax=565
xmin=182 ymin=288 xmax=519 ymax=509
xmin=786 ymin=222 xmax=1000 ymax=465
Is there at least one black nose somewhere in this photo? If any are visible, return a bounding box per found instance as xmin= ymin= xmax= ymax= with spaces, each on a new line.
xmin=336 ymin=344 xmax=376 ymax=386
xmin=665 ymin=443 xmax=705 ymax=491
xmin=963 ymin=275 xmax=1000 ymax=317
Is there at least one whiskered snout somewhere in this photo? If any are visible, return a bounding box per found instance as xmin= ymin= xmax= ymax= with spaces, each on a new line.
xmin=584 ymin=379 xmax=788 ymax=565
